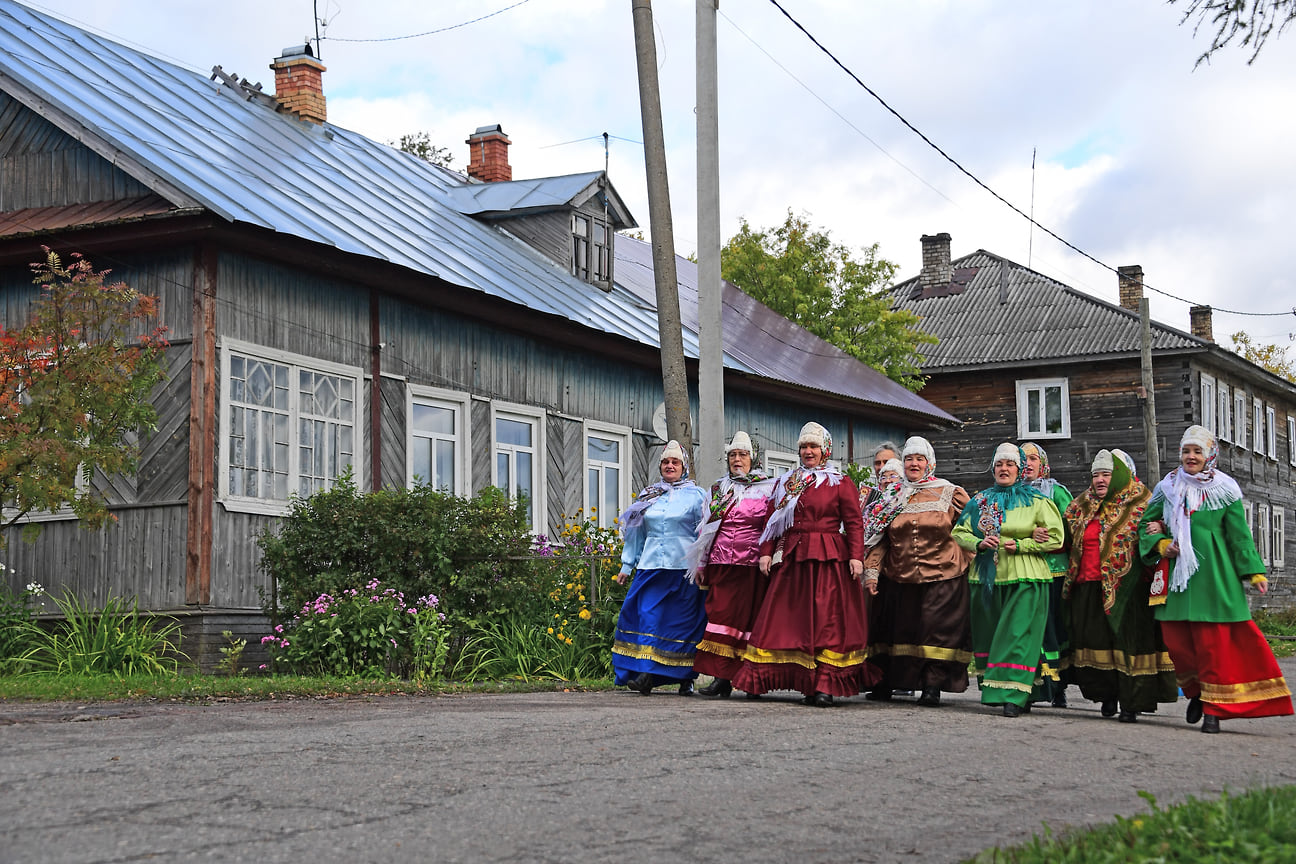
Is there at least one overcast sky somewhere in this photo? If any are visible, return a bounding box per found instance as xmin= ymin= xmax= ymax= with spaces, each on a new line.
xmin=26 ymin=0 xmax=1296 ymax=349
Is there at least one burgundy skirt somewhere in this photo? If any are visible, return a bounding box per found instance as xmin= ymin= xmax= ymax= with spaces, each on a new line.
xmin=693 ymin=563 xmax=768 ymax=681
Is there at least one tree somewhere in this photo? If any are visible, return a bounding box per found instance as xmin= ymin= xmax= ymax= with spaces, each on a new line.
xmin=1170 ymin=0 xmax=1296 ymax=66
xmin=1229 ymin=330 xmax=1296 ymax=382
xmin=720 ymin=210 xmax=937 ymax=392
xmin=392 ymin=131 xmax=455 ymax=169
xmin=0 ymin=250 xmax=167 ymax=540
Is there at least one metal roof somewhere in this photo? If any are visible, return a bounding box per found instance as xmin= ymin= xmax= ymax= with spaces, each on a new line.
xmin=0 ymin=0 xmax=954 ymax=425
xmin=446 ymin=172 xmax=635 ymax=228
xmin=888 ymin=251 xmax=1204 ymax=372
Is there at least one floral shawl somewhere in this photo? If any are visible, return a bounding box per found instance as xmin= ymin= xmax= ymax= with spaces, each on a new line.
xmin=1061 ymin=458 xmax=1151 ymax=615
xmin=684 ymin=468 xmax=775 ymax=581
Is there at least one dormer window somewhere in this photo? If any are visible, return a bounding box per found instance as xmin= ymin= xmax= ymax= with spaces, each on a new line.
xmin=572 ymin=213 xmax=612 ymax=287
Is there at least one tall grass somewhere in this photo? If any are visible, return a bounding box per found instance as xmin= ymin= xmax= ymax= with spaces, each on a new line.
xmin=11 ymin=590 xmax=185 ymax=676
xmin=448 ymin=615 xmax=610 ymax=682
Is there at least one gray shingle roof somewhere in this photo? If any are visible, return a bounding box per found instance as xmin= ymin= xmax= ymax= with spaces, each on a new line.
xmin=889 ymin=251 xmax=1204 ymax=372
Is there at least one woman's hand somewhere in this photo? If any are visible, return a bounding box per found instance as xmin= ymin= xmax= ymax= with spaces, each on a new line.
xmin=614 ymin=570 xmax=630 ymax=585
xmin=979 ymin=535 xmax=1001 ymax=552
xmin=849 ymin=559 xmax=864 ymax=580
xmin=1145 ymin=521 xmax=1165 ymax=536
xmin=1031 ymin=526 xmax=1049 ymax=543
xmin=759 ymin=555 xmax=772 ymax=575
xmin=865 ymin=578 xmax=879 ymax=596
xmin=1251 ymin=574 xmax=1269 ymax=594
xmin=1002 ymin=538 xmax=1018 ymax=553
xmin=1164 ymin=540 xmax=1180 ymax=559
xmin=695 ymin=567 xmax=707 ymax=588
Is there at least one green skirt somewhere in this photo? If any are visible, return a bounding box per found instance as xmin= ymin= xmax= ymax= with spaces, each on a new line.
xmin=971 ymin=581 xmax=1048 ymax=708
xmin=1068 ymin=580 xmax=1178 ymax=713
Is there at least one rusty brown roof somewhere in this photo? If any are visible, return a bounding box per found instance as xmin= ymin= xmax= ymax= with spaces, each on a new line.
xmin=0 ymin=195 xmax=179 ymax=236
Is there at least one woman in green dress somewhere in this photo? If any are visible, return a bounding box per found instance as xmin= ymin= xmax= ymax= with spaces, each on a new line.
xmin=1139 ymin=425 xmax=1292 ymax=733
xmin=1021 ymin=441 xmax=1073 ymax=707
xmin=953 ymin=443 xmax=1064 ymax=717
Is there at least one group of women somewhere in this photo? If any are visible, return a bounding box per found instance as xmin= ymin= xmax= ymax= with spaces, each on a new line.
xmin=610 ymin=421 xmax=1292 ymax=733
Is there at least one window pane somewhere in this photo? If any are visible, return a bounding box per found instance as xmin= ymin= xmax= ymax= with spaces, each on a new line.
xmin=588 ymin=469 xmax=599 ymax=518
xmin=413 ymin=403 xmax=455 ymax=435
xmin=1026 ymin=390 xmax=1041 ymax=434
xmin=413 ymin=440 xmax=431 ymax=486
xmin=588 ymin=434 xmax=618 ymax=462
xmin=435 ymin=439 xmax=456 ymax=491
xmin=497 ymin=452 xmax=510 ymax=492
xmin=1044 ymin=386 xmax=1062 ymax=435
xmin=497 ymin=417 xmax=532 ymax=447
xmin=603 ymin=467 xmax=619 ymax=522
xmin=517 ymin=452 xmax=533 ymax=523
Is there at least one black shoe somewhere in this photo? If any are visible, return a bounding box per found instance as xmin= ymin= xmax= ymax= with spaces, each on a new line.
xmin=625 ymin=673 xmax=653 ymax=695
xmin=1002 ymin=703 xmax=1022 ymax=717
xmin=1186 ymin=696 xmax=1203 ymax=725
xmin=697 ymin=679 xmax=732 ymax=698
xmin=1052 ymin=691 xmax=1068 ymax=709
xmin=1020 ymin=702 xmax=1032 ymax=714
xmin=812 ymin=692 xmax=835 ymax=708
xmin=865 ymin=687 xmax=894 ymax=702
xmin=678 ymin=681 xmax=694 ymax=697
xmin=916 ymin=687 xmax=941 ymax=707
xmin=1100 ymin=699 xmax=1118 ymax=717
xmin=1201 ymin=714 xmax=1220 ymax=734
xmin=744 ymin=691 xmax=762 ymax=700
xmin=1118 ymin=709 xmax=1138 ymax=723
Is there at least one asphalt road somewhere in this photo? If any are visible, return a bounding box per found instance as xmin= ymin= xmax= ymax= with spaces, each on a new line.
xmin=3 ymin=661 xmax=1296 ymax=864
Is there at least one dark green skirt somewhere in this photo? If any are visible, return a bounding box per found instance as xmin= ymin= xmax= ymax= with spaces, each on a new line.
xmin=1068 ymin=580 xmax=1178 ymax=713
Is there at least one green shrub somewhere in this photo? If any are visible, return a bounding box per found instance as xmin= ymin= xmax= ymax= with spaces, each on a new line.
xmin=258 ymin=473 xmax=538 ymax=633
xmin=263 ymin=579 xmax=448 ymax=679
xmin=10 ymin=589 xmax=184 ymax=676
xmin=0 ymin=579 xmax=42 ymax=671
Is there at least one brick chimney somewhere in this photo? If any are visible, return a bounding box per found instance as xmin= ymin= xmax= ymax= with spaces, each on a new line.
xmin=271 ymin=44 xmax=326 ymax=124
xmin=466 ymin=124 xmax=512 ymax=182
xmin=1190 ymin=305 xmax=1214 ymax=342
xmin=919 ymin=233 xmax=952 ymax=291
xmin=1117 ymin=265 xmax=1143 ymax=311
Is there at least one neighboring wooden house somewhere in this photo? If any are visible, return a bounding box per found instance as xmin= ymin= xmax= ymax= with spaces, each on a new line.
xmin=889 ymin=233 xmax=1296 ymax=606
xmin=0 ymin=2 xmax=956 ymax=666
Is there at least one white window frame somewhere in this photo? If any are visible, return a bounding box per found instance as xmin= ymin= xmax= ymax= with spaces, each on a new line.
xmin=583 ymin=421 xmax=631 ymax=529
xmin=1218 ymin=383 xmax=1231 ymax=442
xmin=218 ymin=340 xmax=363 ymax=516
xmin=1236 ymin=389 xmax=1249 ymax=450
xmin=1015 ymin=377 xmax=1071 ymax=440
xmin=764 ymin=449 xmax=800 ymax=476
xmin=1200 ymin=373 xmax=1216 ymax=436
xmin=1266 ymin=406 xmax=1277 ymax=460
xmin=1254 ymin=398 xmax=1264 ymax=453
xmin=490 ymin=401 xmax=547 ymax=534
xmin=406 ymin=384 xmax=471 ymax=495
xmin=1244 ymin=501 xmax=1254 ymax=534
xmin=1257 ymin=502 xmax=1271 ymax=565
xmin=1274 ymin=508 xmax=1286 ymax=569
xmin=1288 ymin=415 xmax=1296 ymax=467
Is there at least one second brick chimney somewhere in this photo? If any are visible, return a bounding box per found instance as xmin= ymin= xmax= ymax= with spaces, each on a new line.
xmin=271 ymin=44 xmax=326 ymax=124
xmin=1117 ymin=265 xmax=1144 ymax=311
xmin=466 ymin=124 xmax=512 ymax=183
xmin=1190 ymin=305 xmax=1215 ymax=343
xmin=919 ymin=233 xmax=952 ymax=291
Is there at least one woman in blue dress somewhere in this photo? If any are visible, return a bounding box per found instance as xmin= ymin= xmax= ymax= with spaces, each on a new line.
xmin=613 ymin=440 xmax=710 ymax=695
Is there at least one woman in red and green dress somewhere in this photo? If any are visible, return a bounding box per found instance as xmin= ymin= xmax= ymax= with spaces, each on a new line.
xmin=1139 ymin=424 xmax=1292 ymax=733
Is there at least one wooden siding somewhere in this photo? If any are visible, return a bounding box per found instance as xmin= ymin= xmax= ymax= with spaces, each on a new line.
xmin=378 ymin=374 xmax=406 ymax=490
xmin=0 ymin=504 xmax=188 ymax=608
xmin=499 ymin=210 xmax=571 ymax=272
xmin=0 ymin=92 xmax=151 ymax=209
xmin=208 ymin=508 xmax=276 ymax=609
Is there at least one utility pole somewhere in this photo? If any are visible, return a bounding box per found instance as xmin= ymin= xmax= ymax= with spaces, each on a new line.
xmin=1140 ymin=296 xmax=1160 ymax=478
xmin=631 ymin=0 xmax=694 ymax=459
xmin=696 ymin=0 xmax=724 ymax=480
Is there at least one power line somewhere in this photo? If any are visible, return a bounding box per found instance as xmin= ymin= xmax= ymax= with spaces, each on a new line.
xmin=764 ymin=0 xmax=1294 ymax=319
xmin=320 ymin=0 xmax=533 ymax=44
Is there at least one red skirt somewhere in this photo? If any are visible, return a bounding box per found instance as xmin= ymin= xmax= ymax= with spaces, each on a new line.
xmin=1160 ymin=620 xmax=1293 ymax=719
xmin=732 ymin=558 xmax=878 ymax=697
xmin=693 ymin=563 xmax=768 ymax=681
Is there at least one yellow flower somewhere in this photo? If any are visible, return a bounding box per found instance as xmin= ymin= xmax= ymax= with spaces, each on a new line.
xmin=1132 ymin=819 xmax=1144 ymax=830
xmin=565 ymin=637 xmax=574 ymax=645
xmin=561 ymin=619 xmax=568 ymax=627
xmin=579 ymin=608 xmax=591 ymax=620
xmin=578 ymin=594 xmax=586 ymax=602
xmin=565 ymin=583 xmax=574 ymax=590
xmin=557 ymin=632 xmax=565 ymax=640
xmin=547 ymin=627 xmax=554 ymax=634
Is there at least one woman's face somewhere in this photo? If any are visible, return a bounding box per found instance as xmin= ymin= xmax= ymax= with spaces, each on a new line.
xmin=727 ymin=449 xmax=752 ymax=475
xmin=903 ymin=454 xmax=928 ymax=481
xmin=993 ymin=459 xmax=1019 ymax=486
xmin=1090 ymin=470 xmax=1112 ymax=499
xmin=1023 ymin=452 xmax=1042 ymax=480
xmin=880 ymin=469 xmax=901 ymax=484
xmin=660 ymin=457 xmax=684 ymax=482
xmin=799 ymin=443 xmax=824 ymax=469
xmin=1180 ymin=443 xmax=1207 ymax=475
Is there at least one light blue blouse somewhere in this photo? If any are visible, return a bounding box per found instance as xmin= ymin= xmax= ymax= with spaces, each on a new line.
xmin=619 ymin=485 xmax=709 ymax=575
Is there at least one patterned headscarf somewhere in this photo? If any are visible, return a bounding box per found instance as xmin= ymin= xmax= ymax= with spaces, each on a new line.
xmin=685 ymin=438 xmax=776 ymax=581
xmin=1021 ymin=441 xmax=1058 ymax=498
xmin=1150 ymin=425 xmax=1242 ymax=592
xmin=1062 ymin=456 xmax=1152 ymax=616
xmin=759 ymin=422 xmax=843 ymax=546
xmin=861 ymin=460 xmax=905 ymax=548
xmin=957 ymin=443 xmax=1047 ymax=599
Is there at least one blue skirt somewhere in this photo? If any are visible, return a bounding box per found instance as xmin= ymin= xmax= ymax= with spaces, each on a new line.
xmin=612 ymin=568 xmax=707 ymax=685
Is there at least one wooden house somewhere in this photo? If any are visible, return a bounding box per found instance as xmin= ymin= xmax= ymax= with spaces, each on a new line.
xmin=0 ymin=2 xmax=956 ymax=665
xmin=890 ymin=233 xmax=1296 ymax=606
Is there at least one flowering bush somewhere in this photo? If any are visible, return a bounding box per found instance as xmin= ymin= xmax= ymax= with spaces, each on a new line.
xmin=0 ymin=574 xmax=40 ymax=671
xmin=262 ymin=579 xmax=448 ymax=680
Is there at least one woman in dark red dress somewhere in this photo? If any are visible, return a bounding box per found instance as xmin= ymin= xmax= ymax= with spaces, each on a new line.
xmin=732 ymin=422 xmax=875 ymax=707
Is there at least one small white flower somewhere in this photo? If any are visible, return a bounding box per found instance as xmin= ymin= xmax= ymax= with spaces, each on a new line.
xmin=25 ymin=582 xmax=43 ymax=595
